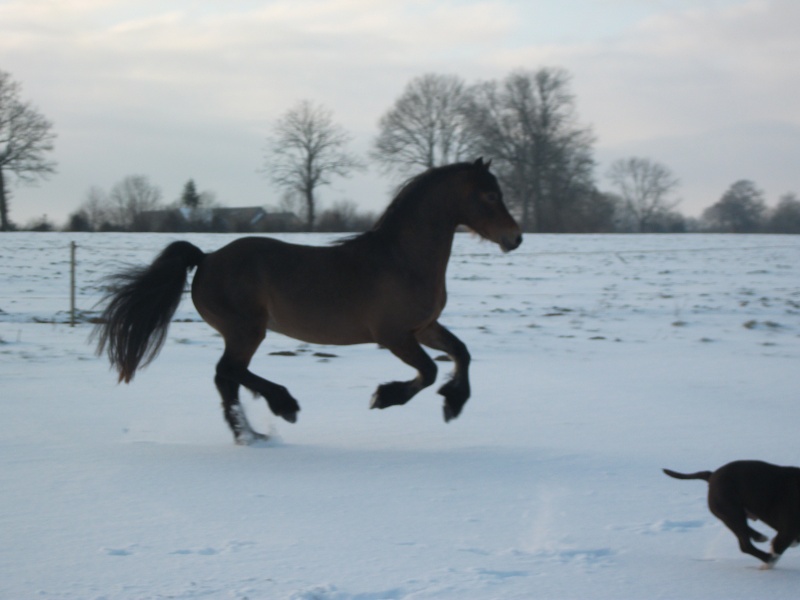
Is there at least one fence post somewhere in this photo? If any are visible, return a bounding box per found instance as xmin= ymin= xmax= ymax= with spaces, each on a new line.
xmin=70 ymin=241 xmax=76 ymax=327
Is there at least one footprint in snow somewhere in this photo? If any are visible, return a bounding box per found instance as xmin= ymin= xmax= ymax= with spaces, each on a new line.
xmin=474 ymin=567 xmax=531 ymax=580
xmin=286 ymin=583 xmax=405 ymax=600
xmin=170 ymin=547 xmax=219 ymax=555
xmin=101 ymin=545 xmax=137 ymax=556
xmin=533 ymin=547 xmax=616 ymax=566
xmin=650 ymin=519 xmax=706 ymax=533
xmin=170 ymin=541 xmax=256 ymax=556
xmin=614 ymin=519 xmax=706 ymax=535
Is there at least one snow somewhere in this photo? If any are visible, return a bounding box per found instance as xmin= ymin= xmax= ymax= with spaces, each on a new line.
xmin=1 ymin=232 xmax=799 ymax=599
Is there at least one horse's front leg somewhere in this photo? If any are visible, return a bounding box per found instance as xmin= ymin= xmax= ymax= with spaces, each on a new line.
xmin=416 ymin=322 xmax=471 ymax=422
xmin=370 ymin=335 xmax=438 ymax=410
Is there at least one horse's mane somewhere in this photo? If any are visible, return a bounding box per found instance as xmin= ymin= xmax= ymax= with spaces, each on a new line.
xmin=338 ymin=161 xmax=482 ymax=248
xmin=374 ymin=163 xmax=472 ymax=228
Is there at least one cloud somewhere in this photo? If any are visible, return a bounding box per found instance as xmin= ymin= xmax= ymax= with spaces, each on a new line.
xmin=2 ymin=0 xmax=518 ymax=133
xmin=569 ymin=0 xmax=800 ymax=142
xmin=0 ymin=0 xmax=797 ymax=223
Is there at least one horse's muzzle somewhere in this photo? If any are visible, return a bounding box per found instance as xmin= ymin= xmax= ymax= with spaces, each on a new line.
xmin=500 ymin=233 xmax=523 ymax=253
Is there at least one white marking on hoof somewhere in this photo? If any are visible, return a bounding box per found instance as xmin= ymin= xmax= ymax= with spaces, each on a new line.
xmin=759 ymin=553 xmax=780 ymax=570
xmin=235 ymin=431 xmax=270 ymax=446
xmin=231 ymin=404 xmax=268 ymax=445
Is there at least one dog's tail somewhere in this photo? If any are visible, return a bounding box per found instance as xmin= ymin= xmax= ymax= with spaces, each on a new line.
xmin=662 ymin=468 xmax=712 ymax=482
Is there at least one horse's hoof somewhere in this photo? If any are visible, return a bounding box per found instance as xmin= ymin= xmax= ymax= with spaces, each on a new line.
xmin=370 ymin=382 xmax=408 ymax=410
xmin=438 ymin=382 xmax=469 ymax=422
xmin=370 ymin=389 xmax=392 ymax=410
xmin=370 ymin=392 xmax=381 ymax=409
xmin=281 ymin=411 xmax=298 ymax=424
xmin=443 ymin=398 xmax=467 ymax=422
xmin=235 ymin=431 xmax=270 ymax=446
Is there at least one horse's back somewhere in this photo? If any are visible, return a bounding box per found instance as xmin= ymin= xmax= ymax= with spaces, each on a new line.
xmin=203 ymin=235 xmax=377 ymax=285
xmin=192 ymin=236 xmax=382 ymax=344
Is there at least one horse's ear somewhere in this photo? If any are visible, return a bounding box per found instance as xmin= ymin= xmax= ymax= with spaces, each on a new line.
xmin=474 ymin=157 xmax=492 ymax=170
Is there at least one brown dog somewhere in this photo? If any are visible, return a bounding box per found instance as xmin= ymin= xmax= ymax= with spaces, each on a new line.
xmin=663 ymin=460 xmax=800 ymax=569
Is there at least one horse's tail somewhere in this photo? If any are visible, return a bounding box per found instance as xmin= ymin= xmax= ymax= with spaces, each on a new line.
xmin=662 ymin=468 xmax=713 ymax=482
xmin=93 ymin=241 xmax=205 ymax=383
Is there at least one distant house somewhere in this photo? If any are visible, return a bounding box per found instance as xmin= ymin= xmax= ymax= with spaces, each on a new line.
xmin=137 ymin=206 xmax=302 ymax=233
xmin=136 ymin=208 xmax=193 ymax=232
xmin=210 ymin=207 xmax=301 ymax=233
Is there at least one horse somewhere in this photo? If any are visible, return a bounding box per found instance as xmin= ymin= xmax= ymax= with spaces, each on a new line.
xmin=94 ymin=158 xmax=522 ymax=444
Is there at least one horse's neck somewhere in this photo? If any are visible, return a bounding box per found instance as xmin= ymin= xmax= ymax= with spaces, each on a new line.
xmin=377 ymin=199 xmax=457 ymax=281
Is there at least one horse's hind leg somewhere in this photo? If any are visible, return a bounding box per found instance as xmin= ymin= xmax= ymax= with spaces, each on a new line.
xmin=214 ymin=374 xmax=267 ymax=445
xmin=416 ymin=322 xmax=471 ymax=422
xmin=370 ymin=335 xmax=438 ymax=410
xmin=215 ymin=330 xmax=301 ymax=429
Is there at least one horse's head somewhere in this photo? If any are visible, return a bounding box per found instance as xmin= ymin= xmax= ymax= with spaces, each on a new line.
xmin=459 ymin=158 xmax=522 ymax=253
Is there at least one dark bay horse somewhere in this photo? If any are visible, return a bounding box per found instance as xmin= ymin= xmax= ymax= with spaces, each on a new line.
xmin=95 ymin=159 xmax=522 ymax=444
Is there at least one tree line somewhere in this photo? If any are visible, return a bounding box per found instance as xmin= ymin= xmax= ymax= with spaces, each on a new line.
xmin=2 ymin=67 xmax=799 ymax=233
xmin=61 ymin=175 xmax=376 ymax=233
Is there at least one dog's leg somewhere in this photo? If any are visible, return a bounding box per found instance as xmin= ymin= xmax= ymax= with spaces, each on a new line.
xmin=710 ymin=505 xmax=775 ymax=565
xmin=758 ymin=550 xmax=780 ymax=570
xmin=762 ymin=531 xmax=800 ymax=570
xmin=759 ymin=558 xmax=779 ymax=571
xmin=734 ymin=531 xmax=776 ymax=566
xmin=748 ymin=525 xmax=769 ymax=543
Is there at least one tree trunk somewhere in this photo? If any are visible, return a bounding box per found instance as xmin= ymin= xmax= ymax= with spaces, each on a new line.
xmin=520 ymin=198 xmax=531 ymax=232
xmin=304 ymin=188 xmax=315 ymax=232
xmin=0 ymin=168 xmax=9 ymax=231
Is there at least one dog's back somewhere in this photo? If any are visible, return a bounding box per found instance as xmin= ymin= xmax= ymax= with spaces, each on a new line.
xmin=663 ymin=461 xmax=799 ymax=486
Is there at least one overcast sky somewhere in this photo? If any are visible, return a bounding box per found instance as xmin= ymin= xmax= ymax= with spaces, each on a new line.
xmin=1 ymin=0 xmax=798 ymax=226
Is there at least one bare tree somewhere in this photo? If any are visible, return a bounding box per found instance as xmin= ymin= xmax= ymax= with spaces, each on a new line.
xmin=607 ymin=157 xmax=680 ymax=232
xmin=68 ymin=178 xmax=164 ymax=231
xmin=73 ymin=186 xmax=113 ymax=231
xmin=372 ymin=73 xmax=475 ymax=176
xmin=277 ymin=190 xmax=308 ymax=226
xmin=263 ymin=100 xmax=365 ymax=231
xmin=316 ymin=200 xmax=375 ymax=232
xmin=702 ymin=180 xmax=766 ymax=233
xmin=0 ymin=70 xmax=57 ymax=230
xmin=465 ymin=68 xmax=595 ymax=232
xmin=109 ymin=175 xmax=163 ymax=231
xmin=768 ymin=192 xmax=800 ymax=234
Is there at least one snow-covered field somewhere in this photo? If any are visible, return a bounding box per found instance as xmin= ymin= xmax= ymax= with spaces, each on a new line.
xmin=1 ymin=232 xmax=799 ymax=600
